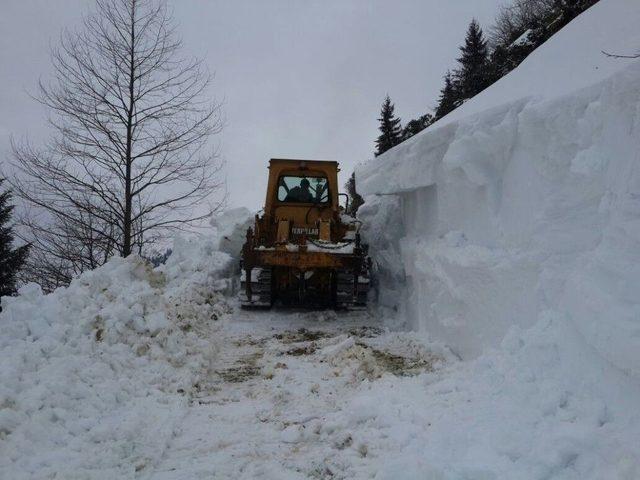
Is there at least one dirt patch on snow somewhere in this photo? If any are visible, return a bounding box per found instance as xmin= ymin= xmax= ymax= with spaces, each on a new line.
xmin=286 ymin=344 xmax=319 ymax=356
xmin=367 ymin=345 xmax=436 ymax=376
xmin=347 ymin=326 xmax=384 ymax=338
xmin=266 ymin=325 xmax=443 ymax=379
xmin=217 ymin=364 xmax=261 ymax=383
xmin=321 ymin=335 xmax=442 ymax=380
xmin=216 ymin=351 xmax=264 ymax=383
xmin=274 ymin=328 xmax=334 ymax=344
xmin=232 ymin=336 xmax=268 ymax=347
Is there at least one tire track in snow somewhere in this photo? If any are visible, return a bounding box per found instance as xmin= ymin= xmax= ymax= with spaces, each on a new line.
xmin=146 ymin=308 xmax=442 ymax=479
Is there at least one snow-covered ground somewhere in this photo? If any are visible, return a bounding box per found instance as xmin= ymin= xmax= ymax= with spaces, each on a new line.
xmin=3 ymin=252 xmax=637 ymax=478
xmin=149 ymin=309 xmax=640 ymax=480
xmin=3 ymin=0 xmax=640 ymax=478
xmin=149 ymin=310 xmax=452 ymax=479
xmin=0 ymin=238 xmax=457 ymax=478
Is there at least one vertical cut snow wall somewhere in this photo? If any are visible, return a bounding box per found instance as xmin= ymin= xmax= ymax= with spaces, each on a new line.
xmin=358 ymin=51 xmax=640 ymax=377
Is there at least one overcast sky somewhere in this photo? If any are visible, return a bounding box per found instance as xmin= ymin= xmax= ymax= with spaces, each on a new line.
xmin=0 ymin=0 xmax=503 ymax=211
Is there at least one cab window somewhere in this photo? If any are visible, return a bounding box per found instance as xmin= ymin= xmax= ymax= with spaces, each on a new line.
xmin=278 ymin=176 xmax=329 ymax=204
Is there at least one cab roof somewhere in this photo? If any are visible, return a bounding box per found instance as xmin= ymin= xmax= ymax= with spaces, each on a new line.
xmin=269 ymin=158 xmax=339 ymax=167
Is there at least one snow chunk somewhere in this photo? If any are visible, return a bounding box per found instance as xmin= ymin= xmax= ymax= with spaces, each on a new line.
xmin=0 ymin=235 xmax=234 ymax=477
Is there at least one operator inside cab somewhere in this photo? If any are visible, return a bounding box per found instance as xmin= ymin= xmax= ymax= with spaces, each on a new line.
xmin=285 ymin=178 xmax=314 ymax=203
xmin=278 ymin=176 xmax=329 ymax=204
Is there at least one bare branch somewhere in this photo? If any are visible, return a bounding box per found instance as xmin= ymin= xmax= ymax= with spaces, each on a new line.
xmin=601 ymin=50 xmax=640 ymax=59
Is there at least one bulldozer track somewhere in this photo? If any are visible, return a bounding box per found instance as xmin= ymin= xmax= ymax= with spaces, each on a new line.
xmin=239 ymin=267 xmax=272 ymax=308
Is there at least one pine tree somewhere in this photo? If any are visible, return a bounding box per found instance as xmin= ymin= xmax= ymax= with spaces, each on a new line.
xmin=434 ymin=71 xmax=458 ymax=120
xmin=344 ymin=172 xmax=364 ymax=216
xmin=375 ymin=95 xmax=403 ymax=157
xmin=0 ymin=178 xmax=29 ymax=304
xmin=402 ymin=113 xmax=434 ymax=141
xmin=455 ymin=19 xmax=489 ymax=100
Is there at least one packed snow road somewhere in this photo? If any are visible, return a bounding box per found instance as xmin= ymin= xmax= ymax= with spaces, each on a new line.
xmin=147 ymin=308 xmax=447 ymax=479
xmin=2 ymin=251 xmax=639 ymax=479
xmin=145 ymin=304 xmax=640 ymax=480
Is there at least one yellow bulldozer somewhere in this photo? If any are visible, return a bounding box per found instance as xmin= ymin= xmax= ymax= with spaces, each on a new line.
xmin=240 ymin=159 xmax=370 ymax=309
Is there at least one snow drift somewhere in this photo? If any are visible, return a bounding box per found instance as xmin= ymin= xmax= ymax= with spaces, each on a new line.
xmin=358 ymin=0 xmax=640 ymax=380
xmin=0 ymin=236 xmax=233 ymax=479
xmin=353 ymin=2 xmax=640 ymax=475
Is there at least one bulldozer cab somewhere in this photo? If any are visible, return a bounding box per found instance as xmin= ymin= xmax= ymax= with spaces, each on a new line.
xmin=264 ymin=159 xmax=340 ymax=228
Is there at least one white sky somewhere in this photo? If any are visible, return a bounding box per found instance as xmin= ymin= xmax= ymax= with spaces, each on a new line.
xmin=0 ymin=0 xmax=503 ymax=211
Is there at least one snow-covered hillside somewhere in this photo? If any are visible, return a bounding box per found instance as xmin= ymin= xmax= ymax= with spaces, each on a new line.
xmin=358 ymin=0 xmax=640 ymax=373
xmin=352 ymin=0 xmax=640 ymax=475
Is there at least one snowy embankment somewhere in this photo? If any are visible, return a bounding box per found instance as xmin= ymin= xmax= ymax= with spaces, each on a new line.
xmin=0 ymin=234 xmax=236 ymax=478
xmin=353 ymin=0 xmax=640 ymax=476
xmin=358 ymin=0 xmax=640 ymax=369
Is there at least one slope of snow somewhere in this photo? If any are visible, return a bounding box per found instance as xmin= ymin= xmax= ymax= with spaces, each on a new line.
xmin=345 ymin=312 xmax=640 ymax=479
xmin=435 ymin=0 xmax=640 ymax=126
xmin=358 ymin=0 xmax=640 ymax=376
xmin=352 ymin=1 xmax=640 ymax=475
xmin=209 ymin=206 xmax=254 ymax=260
xmin=0 ymin=237 xmax=233 ymax=479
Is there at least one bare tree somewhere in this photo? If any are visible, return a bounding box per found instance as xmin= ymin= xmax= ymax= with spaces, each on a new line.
xmin=490 ymin=0 xmax=546 ymax=46
xmin=16 ymin=199 xmax=118 ymax=290
xmin=9 ymin=0 xmax=223 ymax=286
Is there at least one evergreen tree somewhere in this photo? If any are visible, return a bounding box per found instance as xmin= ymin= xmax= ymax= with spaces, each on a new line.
xmin=344 ymin=172 xmax=364 ymax=216
xmin=487 ymin=44 xmax=512 ymax=85
xmin=455 ymin=19 xmax=490 ymax=100
xmin=402 ymin=113 xmax=434 ymax=141
xmin=434 ymin=71 xmax=458 ymax=120
xmin=0 ymin=178 xmax=29 ymax=304
xmin=375 ymin=95 xmax=403 ymax=157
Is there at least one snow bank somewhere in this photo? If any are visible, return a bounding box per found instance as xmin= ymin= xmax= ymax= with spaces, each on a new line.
xmin=358 ymin=0 xmax=640 ymax=379
xmin=331 ymin=312 xmax=640 ymax=479
xmin=209 ymin=206 xmax=254 ymax=261
xmin=0 ymin=238 xmax=233 ymax=478
xmin=355 ymin=2 xmax=640 ymax=473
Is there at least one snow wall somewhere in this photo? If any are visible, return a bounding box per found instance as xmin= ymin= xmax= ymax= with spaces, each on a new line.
xmin=357 ymin=0 xmax=640 ymax=379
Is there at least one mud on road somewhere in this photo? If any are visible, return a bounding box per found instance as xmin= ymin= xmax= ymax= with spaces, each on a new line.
xmin=149 ymin=308 xmax=448 ymax=479
xmin=212 ymin=322 xmax=439 ymax=387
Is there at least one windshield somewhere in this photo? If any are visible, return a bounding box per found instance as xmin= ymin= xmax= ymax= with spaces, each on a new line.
xmin=278 ymin=175 xmax=329 ymax=204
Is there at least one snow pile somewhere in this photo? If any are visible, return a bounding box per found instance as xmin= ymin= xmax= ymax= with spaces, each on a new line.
xmin=353 ymin=1 xmax=640 ymax=475
xmin=322 ymin=336 xmax=386 ymax=382
xmin=209 ymin=206 xmax=253 ymax=260
xmin=0 ymin=239 xmax=233 ymax=478
xmin=329 ymin=312 xmax=640 ymax=479
xmin=358 ymin=0 xmax=640 ymax=373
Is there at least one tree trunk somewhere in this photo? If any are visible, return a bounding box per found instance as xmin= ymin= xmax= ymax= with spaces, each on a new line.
xmin=123 ymin=0 xmax=136 ymax=257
